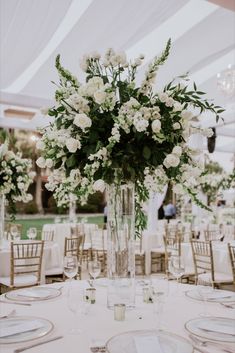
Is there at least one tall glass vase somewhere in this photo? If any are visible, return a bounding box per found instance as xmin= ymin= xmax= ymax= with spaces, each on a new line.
xmin=106 ymin=181 xmax=135 ymax=309
xmin=0 ymin=194 xmax=5 ymax=244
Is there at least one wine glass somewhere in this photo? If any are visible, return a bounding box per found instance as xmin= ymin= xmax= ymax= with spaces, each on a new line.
xmin=197 ymin=282 xmax=214 ymax=317
xmin=168 ymin=255 xmax=185 ymax=295
xmin=27 ymin=227 xmax=37 ymax=240
xmin=88 ymin=260 xmax=101 ymax=286
xmin=152 ymin=275 xmax=169 ymax=330
xmin=63 ymin=255 xmax=78 ymax=283
xmin=10 ymin=225 xmax=19 ymax=240
xmin=67 ymin=285 xmax=83 ymax=334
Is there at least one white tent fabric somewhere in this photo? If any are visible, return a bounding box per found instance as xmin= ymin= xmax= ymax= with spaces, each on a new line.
xmin=0 ymin=0 xmax=234 ymax=162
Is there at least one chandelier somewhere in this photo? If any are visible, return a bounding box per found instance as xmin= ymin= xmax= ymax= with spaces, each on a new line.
xmin=217 ymin=64 xmax=235 ymax=97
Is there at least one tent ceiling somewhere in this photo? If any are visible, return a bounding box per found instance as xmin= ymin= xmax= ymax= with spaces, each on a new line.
xmin=0 ymin=0 xmax=234 ymax=156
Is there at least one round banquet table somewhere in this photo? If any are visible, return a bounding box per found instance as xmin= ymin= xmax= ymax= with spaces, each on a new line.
xmin=0 ymin=280 xmax=234 ymax=353
xmin=0 ymin=240 xmax=61 ymax=284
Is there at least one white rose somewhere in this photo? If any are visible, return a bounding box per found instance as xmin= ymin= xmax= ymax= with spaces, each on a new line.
xmin=46 ymin=159 xmax=53 ymax=168
xmin=74 ymin=113 xmax=92 ymax=131
xmin=66 ymin=138 xmax=80 ymax=153
xmin=36 ymin=140 xmax=45 ymax=150
xmin=181 ymin=110 xmax=193 ymax=120
xmin=93 ymin=179 xmax=105 ymax=193
xmin=173 ymin=102 xmax=183 ymax=112
xmin=172 ymin=146 xmax=182 ymax=156
xmin=158 ymin=92 xmax=168 ymax=103
xmin=173 ymin=122 xmax=181 ymax=130
xmin=165 ymin=97 xmax=174 ymax=107
xmin=94 ymin=90 xmax=106 ymax=104
xmin=163 ymin=154 xmax=180 ymax=168
xmin=134 ymin=119 xmax=149 ymax=132
xmin=151 ymin=120 xmax=161 ymax=133
xmin=36 ymin=157 xmax=46 ymax=168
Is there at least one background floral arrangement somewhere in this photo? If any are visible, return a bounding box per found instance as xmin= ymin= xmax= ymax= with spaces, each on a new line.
xmin=0 ymin=142 xmax=35 ymax=214
xmin=36 ymin=39 xmax=224 ymax=233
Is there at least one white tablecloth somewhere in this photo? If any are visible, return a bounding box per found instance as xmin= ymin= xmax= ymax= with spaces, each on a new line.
xmin=0 ymin=241 xmax=61 ymax=283
xmin=181 ymin=241 xmax=235 ymax=277
xmin=1 ymin=280 xmax=234 ymax=353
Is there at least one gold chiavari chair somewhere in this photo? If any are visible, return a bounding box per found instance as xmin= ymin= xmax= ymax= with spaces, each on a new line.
xmin=204 ymin=230 xmax=221 ymax=242
xmin=191 ymin=240 xmax=234 ymax=288
xmin=41 ymin=229 xmax=55 ymax=241
xmin=0 ymin=241 xmax=44 ymax=293
xmin=64 ymin=235 xmax=85 ymax=279
xmin=228 ymin=243 xmax=235 ymax=284
xmin=90 ymin=226 xmax=107 ymax=275
xmin=5 ymin=223 xmax=23 ymax=240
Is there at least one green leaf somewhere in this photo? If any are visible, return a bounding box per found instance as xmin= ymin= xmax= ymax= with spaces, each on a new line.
xmin=66 ymin=154 xmax=77 ymax=168
xmin=193 ymin=82 xmax=197 ymax=91
xmin=143 ymin=146 xmax=151 ymax=160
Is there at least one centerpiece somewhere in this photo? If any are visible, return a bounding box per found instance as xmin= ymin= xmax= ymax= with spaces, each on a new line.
xmin=37 ymin=39 xmax=223 ymax=308
xmin=0 ymin=142 xmax=35 ymax=242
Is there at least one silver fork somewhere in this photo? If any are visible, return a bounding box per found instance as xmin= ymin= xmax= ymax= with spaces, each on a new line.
xmin=189 ymin=334 xmax=234 ymax=353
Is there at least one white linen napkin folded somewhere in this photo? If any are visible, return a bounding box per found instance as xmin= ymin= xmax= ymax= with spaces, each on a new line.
xmin=198 ymin=321 xmax=235 ymax=336
xmin=134 ymin=335 xmax=163 ymax=353
xmin=0 ymin=320 xmax=44 ymax=338
xmin=16 ymin=289 xmax=50 ymax=298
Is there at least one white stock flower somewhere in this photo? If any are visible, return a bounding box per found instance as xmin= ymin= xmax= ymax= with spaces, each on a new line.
xmin=36 ymin=157 xmax=46 ymax=168
xmin=74 ymin=113 xmax=92 ymax=131
xmin=173 ymin=122 xmax=181 ymax=130
xmin=66 ymin=138 xmax=81 ymax=153
xmin=172 ymin=146 xmax=182 ymax=156
xmin=93 ymin=179 xmax=105 ymax=192
xmin=163 ymin=154 xmax=180 ymax=168
xmin=151 ymin=120 xmax=161 ymax=133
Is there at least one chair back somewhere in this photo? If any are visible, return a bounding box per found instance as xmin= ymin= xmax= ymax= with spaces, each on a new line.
xmin=190 ymin=240 xmax=214 ymax=283
xmin=41 ymin=230 xmax=54 ymax=241
xmin=204 ymin=230 xmax=220 ymax=241
xmin=10 ymin=241 xmax=44 ymax=287
xmin=6 ymin=223 xmax=23 ymax=240
xmin=64 ymin=235 xmax=85 ymax=264
xmin=228 ymin=243 xmax=235 ymax=283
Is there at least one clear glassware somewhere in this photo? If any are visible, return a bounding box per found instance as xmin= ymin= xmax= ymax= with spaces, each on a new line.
xmin=152 ymin=275 xmax=169 ymax=330
xmin=63 ymin=255 xmax=78 ymax=282
xmin=27 ymin=227 xmax=37 ymax=240
xmin=197 ymin=284 xmax=214 ymax=317
xmin=67 ymin=285 xmax=83 ymax=334
xmin=10 ymin=225 xmax=18 ymax=240
xmin=168 ymin=255 xmax=185 ymax=295
xmin=88 ymin=260 xmax=101 ymax=286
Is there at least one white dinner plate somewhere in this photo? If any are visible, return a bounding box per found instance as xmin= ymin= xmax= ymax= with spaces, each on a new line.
xmin=106 ymin=329 xmax=193 ymax=353
xmin=0 ymin=316 xmax=54 ymax=344
xmin=185 ymin=317 xmax=235 ymax=343
xmin=185 ymin=289 xmax=235 ymax=303
xmin=5 ymin=286 xmax=62 ymax=302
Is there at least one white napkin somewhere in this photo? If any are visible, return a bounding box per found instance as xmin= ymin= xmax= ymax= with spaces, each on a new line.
xmin=16 ymin=289 xmax=50 ymax=298
xmin=0 ymin=320 xmax=44 ymax=338
xmin=199 ymin=321 xmax=235 ymax=336
xmin=134 ymin=335 xmax=163 ymax=353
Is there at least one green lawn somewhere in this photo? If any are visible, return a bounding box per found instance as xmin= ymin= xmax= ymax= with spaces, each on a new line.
xmin=8 ymin=215 xmax=104 ymax=239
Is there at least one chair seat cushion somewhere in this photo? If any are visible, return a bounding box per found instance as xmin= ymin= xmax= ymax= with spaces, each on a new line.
xmin=45 ymin=267 xmax=63 ymax=276
xmin=0 ymin=274 xmax=38 ymax=287
xmin=198 ymin=272 xmax=233 ymax=284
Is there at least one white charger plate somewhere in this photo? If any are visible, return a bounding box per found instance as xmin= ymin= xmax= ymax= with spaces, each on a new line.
xmin=185 ymin=289 xmax=235 ymax=303
xmin=185 ymin=317 xmax=235 ymax=343
xmin=106 ymin=329 xmax=193 ymax=353
xmin=0 ymin=316 xmax=54 ymax=344
xmin=5 ymin=286 xmax=61 ymax=302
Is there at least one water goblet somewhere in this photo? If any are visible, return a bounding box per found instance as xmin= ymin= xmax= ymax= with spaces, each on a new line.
xmin=88 ymin=260 xmax=101 ymax=286
xmin=67 ymin=285 xmax=83 ymax=334
xmin=10 ymin=225 xmax=18 ymax=240
xmin=168 ymin=255 xmax=185 ymax=295
xmin=63 ymin=255 xmax=78 ymax=283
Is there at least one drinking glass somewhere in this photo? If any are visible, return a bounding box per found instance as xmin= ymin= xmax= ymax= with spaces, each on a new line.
xmin=63 ymin=255 xmax=78 ymax=282
xmin=152 ymin=275 xmax=169 ymax=330
xmin=88 ymin=260 xmax=101 ymax=286
xmin=197 ymin=283 xmax=214 ymax=317
xmin=168 ymin=255 xmax=185 ymax=295
xmin=27 ymin=227 xmax=37 ymax=240
xmin=10 ymin=225 xmax=19 ymax=240
xmin=67 ymin=285 xmax=83 ymax=334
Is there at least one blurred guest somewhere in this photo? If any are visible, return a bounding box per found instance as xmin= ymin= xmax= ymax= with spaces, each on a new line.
xmin=164 ymin=200 xmax=176 ymax=221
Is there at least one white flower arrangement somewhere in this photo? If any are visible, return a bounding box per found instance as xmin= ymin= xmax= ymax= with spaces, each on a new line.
xmin=37 ymin=39 xmax=224 ymax=232
xmin=0 ymin=142 xmax=35 ymax=214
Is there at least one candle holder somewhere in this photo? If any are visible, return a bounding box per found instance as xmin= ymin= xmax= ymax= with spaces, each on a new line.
xmin=114 ymin=303 xmax=126 ymax=321
xmin=143 ymin=286 xmax=153 ymax=303
xmin=85 ymin=288 xmax=96 ymax=304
